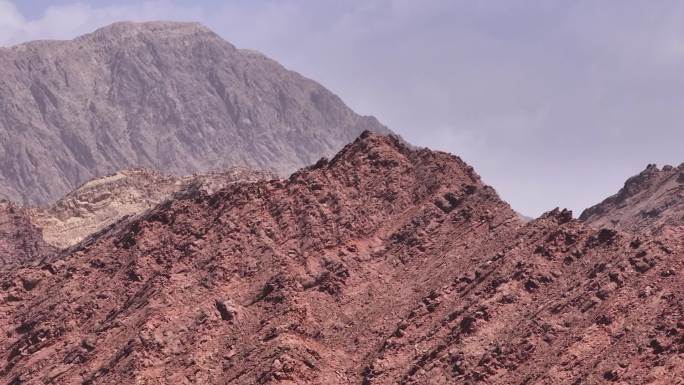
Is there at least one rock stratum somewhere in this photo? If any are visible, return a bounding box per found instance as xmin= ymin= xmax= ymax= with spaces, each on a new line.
xmin=1 ymin=132 xmax=682 ymax=384
xmin=581 ymin=163 xmax=684 ymax=237
xmin=0 ymin=200 xmax=55 ymax=269
xmin=30 ymin=167 xmax=273 ymax=249
xmin=0 ymin=21 xmax=389 ymax=205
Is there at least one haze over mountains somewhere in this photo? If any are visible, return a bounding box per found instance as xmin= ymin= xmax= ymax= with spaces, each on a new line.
xmin=0 ymin=21 xmax=682 ymax=385
xmin=0 ymin=21 xmax=388 ymax=205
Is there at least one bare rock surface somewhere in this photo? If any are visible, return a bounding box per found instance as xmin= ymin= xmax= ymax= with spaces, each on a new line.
xmin=363 ymin=209 xmax=683 ymax=384
xmin=0 ymin=21 xmax=389 ymax=205
xmin=580 ymin=163 xmax=684 ymax=236
xmin=30 ymin=167 xmax=273 ymax=249
xmin=0 ymin=200 xmax=55 ymax=269
xmin=0 ymin=133 xmax=520 ymax=383
xmin=1 ymin=132 xmax=681 ymax=384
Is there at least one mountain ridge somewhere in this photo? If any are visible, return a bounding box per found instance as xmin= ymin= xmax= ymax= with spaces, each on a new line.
xmin=580 ymin=163 xmax=684 ymax=236
xmin=29 ymin=166 xmax=274 ymax=249
xmin=0 ymin=21 xmax=390 ymax=205
xmin=1 ymin=132 xmax=681 ymax=384
xmin=0 ymin=132 xmax=524 ymax=383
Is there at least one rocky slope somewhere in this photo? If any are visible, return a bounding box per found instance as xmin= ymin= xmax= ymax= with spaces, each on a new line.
xmin=0 ymin=21 xmax=389 ymax=205
xmin=363 ymin=210 xmax=683 ymax=384
xmin=0 ymin=200 xmax=55 ymax=269
xmin=0 ymin=132 xmax=521 ymax=383
xmin=30 ymin=167 xmax=273 ymax=249
xmin=1 ymin=132 xmax=681 ymax=384
xmin=580 ymin=164 xmax=684 ymax=236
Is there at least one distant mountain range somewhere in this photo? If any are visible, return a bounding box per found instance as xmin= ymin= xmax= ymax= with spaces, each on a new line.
xmin=0 ymin=21 xmax=389 ymax=205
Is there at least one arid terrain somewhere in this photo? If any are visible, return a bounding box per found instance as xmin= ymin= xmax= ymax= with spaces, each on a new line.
xmin=0 ymin=21 xmax=389 ymax=205
xmin=0 ymin=200 xmax=55 ymax=269
xmin=0 ymin=21 xmax=682 ymax=385
xmin=581 ymin=164 xmax=684 ymax=237
xmin=0 ymin=132 xmax=682 ymax=384
xmin=30 ymin=167 xmax=273 ymax=249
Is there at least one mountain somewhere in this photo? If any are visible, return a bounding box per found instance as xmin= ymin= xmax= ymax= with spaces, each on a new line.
xmin=1 ymin=132 xmax=680 ymax=384
xmin=365 ymin=209 xmax=682 ymax=384
xmin=0 ymin=132 xmax=521 ymax=383
xmin=0 ymin=200 xmax=55 ymax=269
xmin=0 ymin=21 xmax=389 ymax=205
xmin=580 ymin=164 xmax=684 ymax=236
xmin=30 ymin=167 xmax=273 ymax=249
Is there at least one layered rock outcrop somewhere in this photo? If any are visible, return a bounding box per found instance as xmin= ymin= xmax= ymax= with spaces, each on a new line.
xmin=0 ymin=200 xmax=55 ymax=269
xmin=30 ymin=167 xmax=273 ymax=249
xmin=1 ymin=133 xmax=681 ymax=384
xmin=581 ymin=164 xmax=684 ymax=237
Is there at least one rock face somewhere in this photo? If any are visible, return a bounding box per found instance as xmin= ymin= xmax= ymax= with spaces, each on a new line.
xmin=1 ymin=132 xmax=681 ymax=384
xmin=30 ymin=167 xmax=273 ymax=249
xmin=0 ymin=133 xmax=520 ymax=383
xmin=363 ymin=210 xmax=683 ymax=384
xmin=0 ymin=21 xmax=389 ymax=205
xmin=580 ymin=164 xmax=684 ymax=236
xmin=0 ymin=200 xmax=55 ymax=268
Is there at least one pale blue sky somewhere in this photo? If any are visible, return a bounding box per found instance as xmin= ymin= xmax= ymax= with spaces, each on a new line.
xmin=1 ymin=0 xmax=683 ymax=216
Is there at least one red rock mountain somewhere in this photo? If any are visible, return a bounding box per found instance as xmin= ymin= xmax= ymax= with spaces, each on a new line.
xmin=0 ymin=200 xmax=55 ymax=269
xmin=580 ymin=163 xmax=684 ymax=237
xmin=0 ymin=21 xmax=389 ymax=205
xmin=1 ymin=133 xmax=681 ymax=384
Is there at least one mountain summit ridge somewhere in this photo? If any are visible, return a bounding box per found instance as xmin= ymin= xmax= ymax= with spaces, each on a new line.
xmin=0 ymin=21 xmax=390 ymax=205
xmin=580 ymin=163 xmax=684 ymax=236
xmin=1 ymin=132 xmax=682 ymax=384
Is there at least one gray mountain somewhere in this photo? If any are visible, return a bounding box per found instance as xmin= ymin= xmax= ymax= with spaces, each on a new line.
xmin=0 ymin=21 xmax=389 ymax=205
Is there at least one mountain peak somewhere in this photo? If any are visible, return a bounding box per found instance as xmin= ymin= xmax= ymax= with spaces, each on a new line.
xmin=580 ymin=163 xmax=684 ymax=235
xmin=103 ymin=20 xmax=209 ymax=31
xmin=72 ymin=21 xmax=224 ymax=49
xmin=0 ymin=21 xmax=390 ymax=205
xmin=289 ymin=131 xmax=481 ymax=195
xmin=328 ymin=131 xmax=410 ymax=164
xmin=79 ymin=21 xmax=216 ymax=41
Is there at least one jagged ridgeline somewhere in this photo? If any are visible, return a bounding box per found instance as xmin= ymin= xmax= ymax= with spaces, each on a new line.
xmin=1 ymin=20 xmax=683 ymax=385
xmin=580 ymin=163 xmax=684 ymax=236
xmin=2 ymin=132 xmax=682 ymax=383
xmin=0 ymin=21 xmax=390 ymax=205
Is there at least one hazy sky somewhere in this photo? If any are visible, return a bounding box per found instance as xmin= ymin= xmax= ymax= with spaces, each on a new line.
xmin=1 ymin=0 xmax=683 ymax=217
